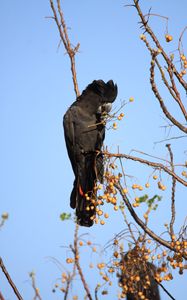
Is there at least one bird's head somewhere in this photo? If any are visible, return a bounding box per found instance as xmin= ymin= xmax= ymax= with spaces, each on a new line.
xmin=78 ymin=79 xmax=118 ymax=115
xmin=87 ymin=79 xmax=118 ymax=103
xmin=93 ymin=80 xmax=118 ymax=115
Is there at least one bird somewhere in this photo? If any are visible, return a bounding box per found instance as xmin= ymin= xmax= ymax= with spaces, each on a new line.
xmin=63 ymin=79 xmax=118 ymax=227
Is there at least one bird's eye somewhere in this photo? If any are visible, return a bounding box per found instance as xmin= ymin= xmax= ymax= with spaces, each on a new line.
xmin=97 ymin=103 xmax=112 ymax=115
xmin=97 ymin=105 xmax=102 ymax=114
xmin=103 ymin=103 xmax=112 ymax=113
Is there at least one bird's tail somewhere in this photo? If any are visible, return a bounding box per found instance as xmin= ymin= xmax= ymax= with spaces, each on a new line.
xmin=70 ymin=153 xmax=99 ymax=227
xmin=70 ymin=181 xmax=96 ymax=227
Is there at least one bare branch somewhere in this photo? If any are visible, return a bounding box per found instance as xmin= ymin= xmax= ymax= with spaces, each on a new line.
xmin=133 ymin=0 xmax=187 ymax=92
xmin=0 ymin=292 xmax=5 ymax=300
xmin=166 ymin=144 xmax=176 ymax=237
xmin=115 ymin=182 xmax=187 ymax=259
xmin=150 ymin=53 xmax=187 ymax=133
xmin=70 ymin=224 xmax=93 ymax=300
xmin=49 ymin=0 xmax=80 ymax=97
xmin=103 ymin=151 xmax=187 ymax=187
xmin=29 ymin=272 xmax=42 ymax=300
xmin=154 ymin=134 xmax=187 ymax=145
xmin=178 ymin=26 xmax=187 ymax=58
xmin=0 ymin=257 xmax=23 ymax=300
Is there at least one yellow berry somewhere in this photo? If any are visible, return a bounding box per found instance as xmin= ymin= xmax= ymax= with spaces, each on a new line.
xmin=132 ymin=184 xmax=138 ymax=189
xmin=181 ymin=54 xmax=186 ymax=61
xmin=97 ymin=210 xmax=103 ymax=216
xmin=113 ymin=122 xmax=117 ymax=129
xmin=100 ymin=220 xmax=105 ymax=225
xmin=129 ymin=97 xmax=134 ymax=102
xmin=113 ymin=251 xmax=119 ymax=258
xmin=1 ymin=212 xmax=9 ymax=220
xmin=135 ymin=275 xmax=140 ymax=281
xmin=165 ymin=34 xmax=173 ymax=42
xmin=145 ymin=183 xmax=150 ymax=188
xmin=161 ymin=185 xmax=166 ymax=191
xmin=140 ymin=34 xmax=146 ymax=41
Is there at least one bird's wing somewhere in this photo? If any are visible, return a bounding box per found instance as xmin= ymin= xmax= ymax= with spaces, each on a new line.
xmin=63 ymin=106 xmax=77 ymax=175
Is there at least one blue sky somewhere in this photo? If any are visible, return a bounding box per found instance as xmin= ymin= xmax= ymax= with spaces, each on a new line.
xmin=0 ymin=0 xmax=187 ymax=299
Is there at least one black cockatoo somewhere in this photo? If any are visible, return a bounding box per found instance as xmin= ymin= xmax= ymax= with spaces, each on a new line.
xmin=63 ymin=79 xmax=118 ymax=227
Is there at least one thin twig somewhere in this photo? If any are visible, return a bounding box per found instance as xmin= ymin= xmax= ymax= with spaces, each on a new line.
xmin=166 ymin=144 xmax=176 ymax=237
xmin=70 ymin=224 xmax=93 ymax=300
xmin=150 ymin=52 xmax=187 ymax=133
xmin=155 ymin=57 xmax=182 ymax=104
xmin=154 ymin=135 xmax=187 ymax=145
xmin=157 ymin=281 xmax=176 ymax=300
xmin=29 ymin=272 xmax=42 ymax=300
xmin=49 ymin=0 xmax=80 ymax=97
xmin=115 ymin=182 xmax=187 ymax=260
xmin=0 ymin=292 xmax=5 ymax=300
xmin=130 ymin=149 xmax=169 ymax=164
xmin=133 ymin=0 xmax=187 ymax=92
xmin=178 ymin=26 xmax=187 ymax=59
xmin=0 ymin=257 xmax=23 ymax=300
xmin=103 ymin=150 xmax=187 ymax=187
xmin=63 ymin=274 xmax=71 ymax=300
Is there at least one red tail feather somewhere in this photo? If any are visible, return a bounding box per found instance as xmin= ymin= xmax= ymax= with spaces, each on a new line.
xmin=79 ymin=185 xmax=84 ymax=196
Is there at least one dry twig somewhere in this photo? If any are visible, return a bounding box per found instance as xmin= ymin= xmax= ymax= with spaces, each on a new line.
xmin=70 ymin=224 xmax=93 ymax=300
xmin=0 ymin=292 xmax=5 ymax=300
xmin=133 ymin=0 xmax=187 ymax=92
xmin=103 ymin=150 xmax=187 ymax=187
xmin=29 ymin=272 xmax=42 ymax=300
xmin=49 ymin=0 xmax=80 ymax=97
xmin=0 ymin=257 xmax=23 ymax=300
xmin=166 ymin=144 xmax=176 ymax=237
xmin=115 ymin=182 xmax=187 ymax=259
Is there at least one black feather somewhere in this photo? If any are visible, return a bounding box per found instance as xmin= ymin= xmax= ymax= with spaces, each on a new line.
xmin=63 ymin=79 xmax=118 ymax=227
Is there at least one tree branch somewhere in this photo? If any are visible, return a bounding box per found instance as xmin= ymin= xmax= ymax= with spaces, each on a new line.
xmin=0 ymin=257 xmax=23 ymax=300
xmin=149 ymin=53 xmax=187 ymax=133
xmin=115 ymin=182 xmax=187 ymax=259
xmin=103 ymin=151 xmax=187 ymax=187
xmin=0 ymin=292 xmax=5 ymax=300
xmin=166 ymin=144 xmax=176 ymax=238
xmin=133 ymin=0 xmax=187 ymax=92
xmin=49 ymin=0 xmax=80 ymax=97
xmin=29 ymin=272 xmax=42 ymax=300
xmin=70 ymin=224 xmax=93 ymax=300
